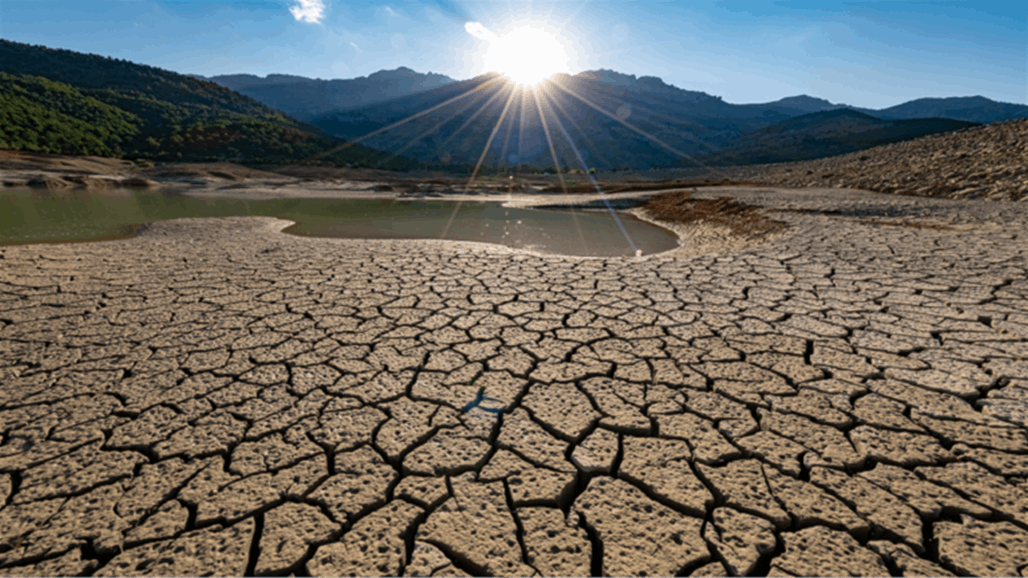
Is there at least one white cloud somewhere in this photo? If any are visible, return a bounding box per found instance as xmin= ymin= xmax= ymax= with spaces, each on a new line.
xmin=289 ymin=0 xmax=326 ymax=24
xmin=464 ymin=21 xmax=496 ymax=42
xmin=349 ymin=41 xmax=362 ymax=53
xmin=385 ymin=6 xmax=396 ymax=16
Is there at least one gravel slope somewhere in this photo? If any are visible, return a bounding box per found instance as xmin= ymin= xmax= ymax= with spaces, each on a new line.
xmin=683 ymin=118 xmax=1028 ymax=202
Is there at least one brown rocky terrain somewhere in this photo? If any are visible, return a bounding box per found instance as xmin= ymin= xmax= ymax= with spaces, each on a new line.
xmin=690 ymin=118 xmax=1028 ymax=202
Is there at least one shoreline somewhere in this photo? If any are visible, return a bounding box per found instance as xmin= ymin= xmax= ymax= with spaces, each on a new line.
xmin=4 ymin=150 xmax=1023 ymax=259
xmin=0 ymin=183 xmax=726 ymax=258
xmin=4 ymin=174 xmax=1001 ymax=257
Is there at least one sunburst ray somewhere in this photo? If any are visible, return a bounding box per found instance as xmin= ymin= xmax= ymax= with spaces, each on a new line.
xmin=313 ymin=75 xmax=504 ymax=161
xmin=536 ymin=82 xmax=615 ymax=170
xmin=516 ymin=87 xmax=528 ymax=176
xmin=437 ymin=81 xmax=516 ymax=153
xmin=536 ymin=88 xmax=638 ymax=254
xmin=530 ymin=89 xmax=568 ymax=192
xmin=374 ymin=83 xmax=502 ymax=167
xmin=577 ymin=88 xmax=728 ymax=163
xmin=497 ymin=89 xmax=520 ymax=173
xmin=438 ymin=83 xmax=519 ymax=241
xmin=545 ymin=78 xmax=716 ymax=170
xmin=531 ymin=88 xmax=589 ymax=255
xmin=465 ymin=83 xmax=519 ymax=188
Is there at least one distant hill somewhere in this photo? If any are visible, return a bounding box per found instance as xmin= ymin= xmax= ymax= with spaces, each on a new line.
xmin=755 ymin=95 xmax=876 ymax=117
xmin=573 ymin=69 xmax=722 ymax=104
xmin=198 ymin=68 xmax=454 ymax=120
xmin=689 ymin=108 xmax=979 ymax=166
xmin=0 ymin=40 xmax=408 ymax=168
xmin=766 ymin=95 xmax=848 ymax=113
xmin=745 ymin=94 xmax=1028 ymax=124
xmin=306 ymin=70 xmax=1015 ymax=171
xmin=874 ymin=95 xmax=1028 ymax=123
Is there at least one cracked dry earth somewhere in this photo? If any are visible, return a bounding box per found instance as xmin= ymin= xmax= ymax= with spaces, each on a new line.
xmin=2 ymin=188 xmax=1028 ymax=577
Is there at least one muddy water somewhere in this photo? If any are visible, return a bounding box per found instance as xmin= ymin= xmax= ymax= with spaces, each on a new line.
xmin=287 ymin=199 xmax=680 ymax=257
xmin=0 ymin=189 xmax=679 ymax=257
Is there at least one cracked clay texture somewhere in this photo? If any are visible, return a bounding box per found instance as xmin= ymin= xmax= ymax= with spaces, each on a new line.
xmin=2 ymin=186 xmax=1028 ymax=576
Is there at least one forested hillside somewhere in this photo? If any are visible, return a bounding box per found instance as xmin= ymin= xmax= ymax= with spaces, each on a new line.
xmin=0 ymin=40 xmax=407 ymax=168
xmin=0 ymin=72 xmax=138 ymax=156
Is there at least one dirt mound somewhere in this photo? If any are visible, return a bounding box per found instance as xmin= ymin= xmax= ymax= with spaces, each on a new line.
xmin=644 ymin=190 xmax=788 ymax=238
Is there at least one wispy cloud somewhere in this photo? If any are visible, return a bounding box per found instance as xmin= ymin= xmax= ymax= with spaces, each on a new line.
xmin=464 ymin=21 xmax=496 ymax=42
xmin=289 ymin=0 xmax=326 ymax=24
xmin=385 ymin=6 xmax=397 ymax=17
xmin=349 ymin=41 xmax=362 ymax=53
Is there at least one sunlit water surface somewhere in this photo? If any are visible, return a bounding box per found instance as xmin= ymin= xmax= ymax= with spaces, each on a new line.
xmin=0 ymin=189 xmax=680 ymax=257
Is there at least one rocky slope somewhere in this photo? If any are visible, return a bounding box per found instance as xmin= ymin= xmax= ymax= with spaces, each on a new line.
xmin=700 ymin=118 xmax=1028 ymax=201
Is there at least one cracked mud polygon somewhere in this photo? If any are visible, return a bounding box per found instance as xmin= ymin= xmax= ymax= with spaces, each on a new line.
xmin=2 ymin=186 xmax=1028 ymax=577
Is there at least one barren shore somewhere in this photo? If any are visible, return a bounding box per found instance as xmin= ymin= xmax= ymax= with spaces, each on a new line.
xmin=2 ymin=150 xmax=1028 ymax=576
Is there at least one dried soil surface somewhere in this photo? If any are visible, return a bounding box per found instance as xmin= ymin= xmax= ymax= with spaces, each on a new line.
xmin=2 ymin=182 xmax=1027 ymax=577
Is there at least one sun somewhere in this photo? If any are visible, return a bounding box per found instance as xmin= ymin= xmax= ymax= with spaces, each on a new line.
xmin=481 ymin=24 xmax=572 ymax=86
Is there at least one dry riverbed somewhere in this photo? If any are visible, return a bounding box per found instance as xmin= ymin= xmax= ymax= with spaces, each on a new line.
xmin=2 ymin=176 xmax=1028 ymax=576
xmin=2 ymin=150 xmax=1028 ymax=576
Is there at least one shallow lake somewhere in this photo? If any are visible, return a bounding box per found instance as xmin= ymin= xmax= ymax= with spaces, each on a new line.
xmin=0 ymin=189 xmax=679 ymax=257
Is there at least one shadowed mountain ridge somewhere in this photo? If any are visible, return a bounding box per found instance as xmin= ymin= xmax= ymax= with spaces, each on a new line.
xmin=305 ymin=72 xmax=1020 ymax=170
xmin=687 ymin=108 xmax=980 ymax=167
xmin=198 ymin=67 xmax=455 ymax=121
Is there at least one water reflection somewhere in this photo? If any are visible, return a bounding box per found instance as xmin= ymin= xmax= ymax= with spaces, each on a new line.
xmin=0 ymin=189 xmax=679 ymax=257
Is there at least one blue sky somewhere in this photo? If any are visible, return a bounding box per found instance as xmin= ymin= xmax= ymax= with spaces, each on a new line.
xmin=1 ymin=1 xmax=1025 ymax=109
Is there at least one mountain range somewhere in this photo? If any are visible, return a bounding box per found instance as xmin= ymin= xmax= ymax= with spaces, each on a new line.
xmin=298 ymin=70 xmax=1022 ymax=170
xmin=689 ymin=108 xmax=978 ymax=167
xmin=195 ymin=68 xmax=454 ymax=121
xmin=3 ymin=39 xmax=1027 ymax=171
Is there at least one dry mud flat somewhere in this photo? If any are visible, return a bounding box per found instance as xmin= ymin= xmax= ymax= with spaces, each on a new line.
xmin=1 ymin=186 xmax=1028 ymax=577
